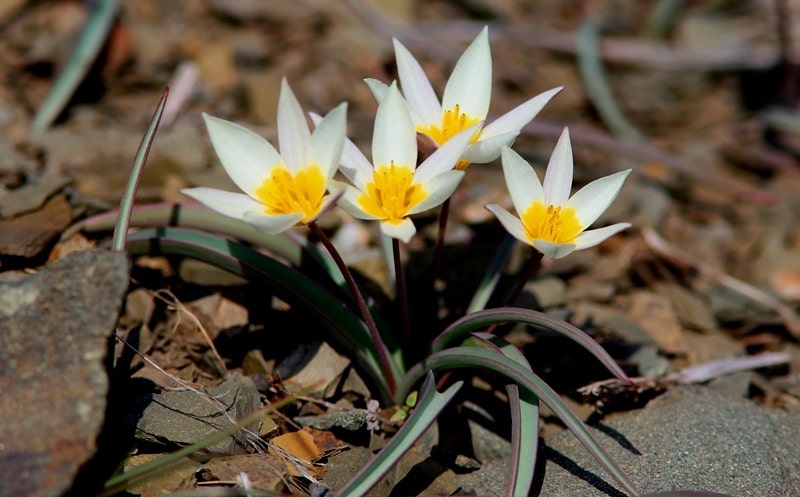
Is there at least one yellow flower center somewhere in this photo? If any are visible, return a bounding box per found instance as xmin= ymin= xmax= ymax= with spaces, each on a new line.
xmin=521 ymin=201 xmax=583 ymax=244
xmin=416 ymin=104 xmax=481 ymax=171
xmin=358 ymin=162 xmax=427 ymax=224
xmin=253 ymin=164 xmax=325 ymax=223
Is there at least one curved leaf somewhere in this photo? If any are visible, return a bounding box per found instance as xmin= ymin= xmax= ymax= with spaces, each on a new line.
xmin=337 ymin=371 xmax=462 ymax=497
xmin=467 ymin=332 xmax=540 ymax=497
xmin=400 ymin=347 xmax=641 ymax=497
xmin=112 ymin=88 xmax=168 ymax=251
xmin=122 ymin=227 xmax=398 ymax=402
xmin=432 ymin=307 xmax=631 ymax=384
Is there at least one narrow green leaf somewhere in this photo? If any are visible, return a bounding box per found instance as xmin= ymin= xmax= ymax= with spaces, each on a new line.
xmin=432 ymin=307 xmax=631 ymax=385
xmin=400 ymin=347 xmax=641 ymax=497
xmin=467 ymin=233 xmax=515 ymax=313
xmin=469 ymin=333 xmax=540 ymax=497
xmin=31 ymin=0 xmax=123 ymax=135
xmin=112 ymin=88 xmax=169 ymax=251
xmin=122 ymin=227 xmax=397 ymax=402
xmin=337 ymin=372 xmax=461 ymax=497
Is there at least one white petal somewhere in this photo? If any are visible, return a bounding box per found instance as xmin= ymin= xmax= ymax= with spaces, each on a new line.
xmin=380 ymin=218 xmax=416 ymax=243
xmin=573 ymin=223 xmax=631 ymax=250
xmin=479 ymin=86 xmax=562 ymax=139
xmin=486 ymin=204 xmax=532 ymax=247
xmin=542 ymin=127 xmax=573 ymax=206
xmin=501 ymin=147 xmax=544 ymax=215
xmin=311 ymin=111 xmax=372 ymax=188
xmin=442 ymin=26 xmax=491 ymax=119
xmin=533 ymin=239 xmax=577 ymax=259
xmin=277 ymin=78 xmax=311 ymax=171
xmin=462 ymin=130 xmax=517 ymax=164
xmin=243 ymin=211 xmax=304 ymax=234
xmin=373 ymin=83 xmax=416 ymax=169
xmin=182 ymin=187 xmax=264 ymax=221
xmin=309 ymin=102 xmax=347 ymax=181
xmin=393 ymin=38 xmax=442 ymax=126
xmin=202 ymin=113 xmax=282 ymax=197
xmin=567 ymin=169 xmax=631 ymax=228
xmin=364 ymin=78 xmax=389 ymax=103
xmin=331 ymin=180 xmax=380 ymax=220
xmin=415 ymin=122 xmax=481 ymax=182
xmin=408 ymin=170 xmax=464 ymax=215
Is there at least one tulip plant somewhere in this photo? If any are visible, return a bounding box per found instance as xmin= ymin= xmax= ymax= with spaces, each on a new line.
xmin=104 ymin=27 xmax=642 ymax=497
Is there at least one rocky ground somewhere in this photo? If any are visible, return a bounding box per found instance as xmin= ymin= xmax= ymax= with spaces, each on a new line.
xmin=2 ymin=1 xmax=800 ymax=496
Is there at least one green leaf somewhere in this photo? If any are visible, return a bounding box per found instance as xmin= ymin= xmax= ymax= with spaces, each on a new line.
xmin=122 ymin=227 xmax=397 ymax=402
xmin=400 ymin=347 xmax=641 ymax=497
xmin=112 ymin=88 xmax=169 ymax=251
xmin=30 ymin=0 xmax=123 ymax=135
xmin=469 ymin=333 xmax=540 ymax=497
xmin=71 ymin=202 xmax=344 ymax=286
xmin=336 ymin=371 xmax=461 ymax=497
xmin=432 ymin=307 xmax=631 ymax=384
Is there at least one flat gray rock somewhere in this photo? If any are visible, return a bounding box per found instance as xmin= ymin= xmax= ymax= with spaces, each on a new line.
xmin=0 ymin=249 xmax=129 ymax=497
xmin=538 ymin=386 xmax=800 ymax=496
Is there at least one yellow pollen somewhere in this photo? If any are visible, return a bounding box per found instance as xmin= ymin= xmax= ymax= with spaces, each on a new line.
xmin=253 ymin=164 xmax=325 ymax=224
xmin=521 ymin=201 xmax=583 ymax=244
xmin=358 ymin=162 xmax=427 ymax=224
xmin=417 ymin=104 xmax=482 ymax=148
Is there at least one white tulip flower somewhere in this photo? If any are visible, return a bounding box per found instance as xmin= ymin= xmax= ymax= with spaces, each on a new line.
xmin=366 ymin=26 xmax=562 ymax=170
xmin=182 ymin=78 xmax=346 ymax=234
xmin=331 ymin=82 xmax=480 ymax=243
xmin=486 ymin=129 xmax=631 ymax=259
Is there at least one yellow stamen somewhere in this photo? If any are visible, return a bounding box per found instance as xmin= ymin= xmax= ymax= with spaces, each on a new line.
xmin=254 ymin=164 xmax=325 ymax=223
xmin=521 ymin=201 xmax=583 ymax=244
xmin=416 ymin=104 xmax=482 ymax=164
xmin=358 ymin=162 xmax=427 ymax=224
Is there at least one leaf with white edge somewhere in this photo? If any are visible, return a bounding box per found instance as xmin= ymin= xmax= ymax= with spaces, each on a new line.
xmin=399 ymin=347 xmax=641 ymax=497
xmin=337 ymin=371 xmax=461 ymax=497
xmin=469 ymin=333 xmax=539 ymax=497
xmin=432 ymin=307 xmax=631 ymax=385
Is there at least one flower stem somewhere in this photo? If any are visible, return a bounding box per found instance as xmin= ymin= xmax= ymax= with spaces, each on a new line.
xmin=309 ymin=222 xmax=396 ymax=394
xmin=430 ymin=197 xmax=451 ymax=288
xmin=393 ymin=237 xmax=411 ymax=348
xmin=506 ymin=251 xmax=544 ymax=307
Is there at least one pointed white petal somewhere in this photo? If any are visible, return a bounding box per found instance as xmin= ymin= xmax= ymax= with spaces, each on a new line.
xmin=309 ymin=102 xmax=347 ymax=181
xmin=486 ymin=204 xmax=532 ymax=247
xmin=331 ymin=180 xmax=380 ymax=220
xmin=573 ymin=223 xmax=631 ymax=250
xmin=408 ymin=170 xmax=464 ymax=215
xmin=501 ymin=147 xmax=544 ymax=215
xmin=364 ymin=78 xmax=389 ymax=103
xmin=311 ymin=111 xmax=372 ymax=188
xmin=462 ymin=130 xmax=517 ymax=163
xmin=415 ymin=122 xmax=481 ymax=182
xmin=182 ymin=187 xmax=264 ymax=221
xmin=533 ymin=239 xmax=577 ymax=259
xmin=373 ymin=83 xmax=416 ymax=169
xmin=202 ymin=113 xmax=282 ymax=197
xmin=567 ymin=169 xmax=631 ymax=228
xmin=393 ymin=38 xmax=442 ymax=126
xmin=380 ymin=218 xmax=416 ymax=243
xmin=480 ymin=86 xmax=562 ymax=139
xmin=243 ymin=211 xmax=304 ymax=234
xmin=542 ymin=127 xmax=573 ymax=206
xmin=442 ymin=26 xmax=491 ymax=119
xmin=277 ymin=78 xmax=311 ymax=171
